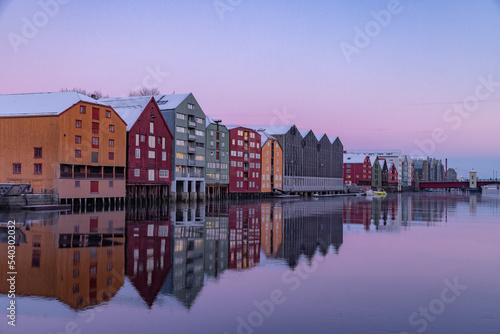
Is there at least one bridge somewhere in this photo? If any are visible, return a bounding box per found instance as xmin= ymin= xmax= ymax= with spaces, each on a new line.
xmin=416 ymin=180 xmax=500 ymax=189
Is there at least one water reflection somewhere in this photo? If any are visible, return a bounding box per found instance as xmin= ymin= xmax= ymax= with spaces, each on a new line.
xmin=342 ymin=192 xmax=498 ymax=232
xmin=2 ymin=192 xmax=496 ymax=314
xmin=0 ymin=211 xmax=125 ymax=310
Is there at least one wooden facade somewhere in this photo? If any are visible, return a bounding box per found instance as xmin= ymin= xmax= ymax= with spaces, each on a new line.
xmin=228 ymin=126 xmax=261 ymax=194
xmin=260 ymin=134 xmax=283 ymax=193
xmin=101 ymin=96 xmax=173 ymax=205
xmin=0 ymin=92 xmax=127 ymax=207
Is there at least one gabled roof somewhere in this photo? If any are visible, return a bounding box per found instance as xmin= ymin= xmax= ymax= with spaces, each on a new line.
xmin=328 ymin=136 xmax=339 ymax=143
xmin=368 ymin=156 xmax=378 ymax=166
xmin=315 ymin=133 xmax=327 ymax=141
xmin=154 ymin=93 xmax=190 ymax=110
xmin=343 ymin=154 xmax=368 ymax=164
xmin=299 ymin=129 xmax=312 ymax=137
xmin=258 ymin=130 xmax=278 ymax=146
xmin=205 ymin=116 xmax=228 ymax=131
xmin=0 ymin=92 xmax=104 ymax=117
xmin=100 ymin=96 xmax=154 ymax=131
xmin=242 ymin=125 xmax=294 ymax=135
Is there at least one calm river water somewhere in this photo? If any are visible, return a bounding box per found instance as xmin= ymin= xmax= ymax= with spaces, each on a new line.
xmin=1 ymin=192 xmax=500 ymax=334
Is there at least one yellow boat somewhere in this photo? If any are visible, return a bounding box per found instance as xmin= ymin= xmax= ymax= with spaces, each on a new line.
xmin=373 ymin=190 xmax=387 ymax=196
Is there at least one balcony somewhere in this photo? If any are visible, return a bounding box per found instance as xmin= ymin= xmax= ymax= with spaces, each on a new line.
xmin=188 ymin=160 xmax=196 ymax=166
xmin=188 ymin=146 xmax=196 ymax=154
xmin=188 ymin=134 xmax=196 ymax=141
xmin=244 ymin=156 xmax=249 ymax=162
xmin=244 ymin=166 xmax=249 ymax=171
xmin=188 ymin=121 xmax=197 ymax=128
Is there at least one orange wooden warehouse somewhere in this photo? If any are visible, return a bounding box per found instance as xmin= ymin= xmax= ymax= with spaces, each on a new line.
xmin=0 ymin=92 xmax=127 ymax=207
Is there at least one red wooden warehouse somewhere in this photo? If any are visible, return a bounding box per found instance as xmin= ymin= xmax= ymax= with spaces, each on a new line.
xmin=102 ymin=96 xmax=173 ymax=201
xmin=227 ymin=126 xmax=261 ymax=194
xmin=343 ymin=153 xmax=372 ymax=187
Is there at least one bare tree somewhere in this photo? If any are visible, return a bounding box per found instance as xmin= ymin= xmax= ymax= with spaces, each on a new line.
xmin=128 ymin=87 xmax=161 ymax=97
xmin=59 ymin=88 xmax=109 ymax=99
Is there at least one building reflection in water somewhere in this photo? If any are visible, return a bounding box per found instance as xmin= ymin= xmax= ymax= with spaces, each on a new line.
xmin=228 ymin=203 xmax=261 ymax=270
xmin=342 ymin=192 xmax=489 ymax=232
xmin=126 ymin=206 xmax=171 ymax=308
xmin=0 ymin=210 xmax=125 ymax=310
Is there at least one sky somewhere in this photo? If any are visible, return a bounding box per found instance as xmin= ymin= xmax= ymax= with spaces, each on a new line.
xmin=0 ymin=0 xmax=499 ymax=178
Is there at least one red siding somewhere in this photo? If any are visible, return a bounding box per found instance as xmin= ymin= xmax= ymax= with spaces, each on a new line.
xmin=343 ymin=156 xmax=372 ymax=186
xmin=228 ymin=127 xmax=261 ymax=193
xmin=228 ymin=204 xmax=261 ymax=269
xmin=127 ymin=98 xmax=173 ymax=185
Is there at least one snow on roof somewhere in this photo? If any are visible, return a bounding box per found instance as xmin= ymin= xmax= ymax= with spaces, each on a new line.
xmin=154 ymin=93 xmax=190 ymax=110
xmin=348 ymin=149 xmax=401 ymax=156
xmin=343 ymin=154 xmax=368 ymax=164
xmin=315 ymin=133 xmax=326 ymax=141
xmin=368 ymin=156 xmax=378 ymax=165
xmin=328 ymin=136 xmax=339 ymax=143
xmin=0 ymin=92 xmax=103 ymax=117
xmin=242 ymin=125 xmax=294 ymax=135
xmin=100 ymin=96 xmax=153 ymax=131
xmin=299 ymin=129 xmax=311 ymax=137
xmin=257 ymin=130 xmax=278 ymax=146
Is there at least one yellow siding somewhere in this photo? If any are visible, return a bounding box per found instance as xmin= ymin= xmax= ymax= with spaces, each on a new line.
xmin=261 ymin=139 xmax=283 ymax=192
xmin=0 ymin=115 xmax=60 ymax=191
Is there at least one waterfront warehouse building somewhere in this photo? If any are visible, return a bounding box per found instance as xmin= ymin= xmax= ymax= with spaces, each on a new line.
xmin=258 ymin=130 xmax=283 ymax=193
xmin=101 ymin=96 xmax=173 ymax=202
xmin=246 ymin=125 xmax=343 ymax=193
xmin=205 ymin=116 xmax=230 ymax=199
xmin=155 ymin=94 xmax=206 ymax=202
xmin=0 ymin=92 xmax=127 ymax=207
xmin=343 ymin=154 xmax=372 ymax=187
xmin=227 ymin=126 xmax=262 ymax=194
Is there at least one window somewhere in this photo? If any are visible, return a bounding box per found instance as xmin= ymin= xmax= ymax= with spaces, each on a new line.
xmin=92 ymin=122 xmax=99 ymax=134
xmin=92 ymin=107 xmax=99 ymax=120
xmin=176 ymin=139 xmax=185 ymax=146
xmin=109 ymin=139 xmax=114 ymax=147
xmin=75 ymin=181 xmax=80 ymax=188
xmin=106 ymin=110 xmax=111 ymax=118
xmin=159 ymin=170 xmax=169 ymax=178
xmin=148 ymin=136 xmax=155 ymax=148
xmin=238 ymin=130 xmax=243 ymax=136
xmin=80 ymin=106 xmax=86 ymax=114
xmin=109 ymin=181 xmax=113 ymax=188
xmin=162 ymin=137 xmax=165 ymax=149
xmin=76 ymin=120 xmax=82 ymax=128
xmin=109 ymin=152 xmax=114 ymax=160
xmin=13 ymin=164 xmax=21 ymax=174
xmin=75 ymin=135 xmax=81 ymax=144
xmin=135 ymin=149 xmax=140 ymax=159
xmin=150 ymin=121 xmax=154 ymax=133
xmin=75 ymin=149 xmax=81 ymax=158
xmin=176 ymin=126 xmax=185 ymax=133
xmin=134 ymin=169 xmax=140 ymax=177
xmin=90 ymin=181 xmax=99 ymax=194
xmin=109 ymin=125 xmax=115 ymax=132
xmin=140 ymin=134 xmax=145 ymax=142
xmin=196 ymin=117 xmax=203 ymax=124
xmin=31 ymin=250 xmax=41 ymax=267
xmin=187 ymin=103 xmax=195 ymax=110
xmin=148 ymin=169 xmax=154 ymax=181
xmin=91 ymin=152 xmax=98 ymax=163
xmin=135 ymin=134 xmax=139 ymax=146
xmin=195 ymin=130 xmax=204 ymax=136
xmin=148 ymin=151 xmax=155 ymax=159
xmin=177 ymin=113 xmax=185 ymax=120
xmin=33 ymin=164 xmax=42 ymax=175
xmin=162 ymin=151 xmax=167 ymax=161
xmin=92 ymin=137 xmax=99 ymax=148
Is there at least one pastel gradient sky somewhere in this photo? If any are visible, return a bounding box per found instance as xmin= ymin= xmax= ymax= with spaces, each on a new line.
xmin=1 ymin=0 xmax=499 ymax=178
